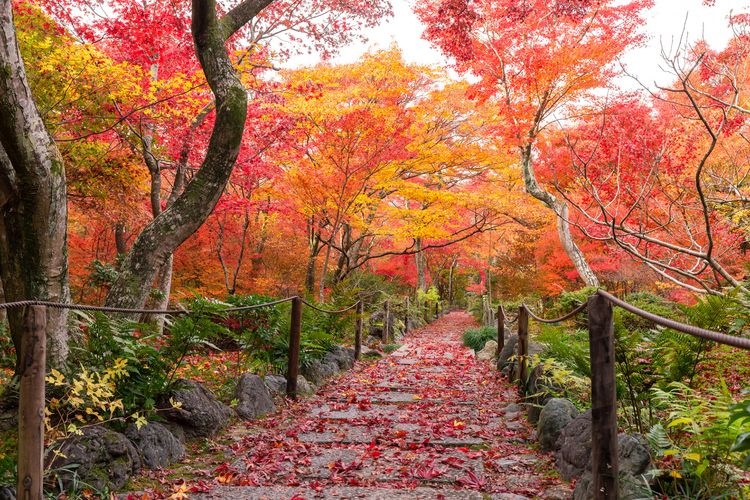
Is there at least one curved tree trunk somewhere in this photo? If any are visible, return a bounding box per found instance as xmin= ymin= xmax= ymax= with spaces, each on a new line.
xmin=520 ymin=146 xmax=599 ymax=287
xmin=0 ymin=3 xmax=70 ymax=371
xmin=104 ymin=0 xmax=274 ymax=310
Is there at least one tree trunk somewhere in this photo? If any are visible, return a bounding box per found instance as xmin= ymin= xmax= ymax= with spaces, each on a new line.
xmin=114 ymin=221 xmax=128 ymax=255
xmin=104 ymin=0 xmax=274 ymax=310
xmin=447 ymin=256 xmax=456 ymax=306
xmin=415 ymin=238 xmax=426 ymax=292
xmin=305 ymin=221 xmax=321 ymax=295
xmin=520 ymin=146 xmax=599 ymax=287
xmin=0 ymin=3 xmax=70 ymax=371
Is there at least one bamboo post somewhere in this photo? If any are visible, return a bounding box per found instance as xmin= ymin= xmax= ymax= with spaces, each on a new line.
xmin=18 ymin=305 xmax=46 ymax=500
xmin=497 ymin=305 xmax=504 ymax=353
xmin=383 ymin=300 xmax=390 ymax=343
xmin=286 ymin=297 xmax=302 ymax=399
xmin=587 ymin=294 xmax=619 ymax=499
xmin=517 ymin=306 xmax=529 ymax=393
xmin=354 ymin=301 xmax=363 ymax=361
xmin=404 ymin=297 xmax=409 ymax=334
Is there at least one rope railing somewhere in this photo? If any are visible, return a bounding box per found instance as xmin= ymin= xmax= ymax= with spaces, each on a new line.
xmin=10 ymin=290 xmax=426 ymax=498
xmin=224 ymin=296 xmax=299 ymax=312
xmin=495 ymin=289 xmax=750 ymax=499
xmin=596 ymin=290 xmax=750 ymax=350
xmin=521 ymin=301 xmax=588 ymax=324
xmin=300 ymin=299 xmax=361 ymax=314
xmin=0 ymin=297 xmax=300 ymax=315
xmin=499 ymin=303 xmax=519 ymax=324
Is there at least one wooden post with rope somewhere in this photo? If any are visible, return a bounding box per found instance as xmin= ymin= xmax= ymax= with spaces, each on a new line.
xmin=18 ymin=305 xmax=46 ymax=500
xmin=286 ymin=297 xmax=302 ymax=399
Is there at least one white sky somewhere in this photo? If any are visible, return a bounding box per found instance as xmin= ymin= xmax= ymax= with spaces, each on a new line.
xmin=282 ymin=0 xmax=747 ymax=91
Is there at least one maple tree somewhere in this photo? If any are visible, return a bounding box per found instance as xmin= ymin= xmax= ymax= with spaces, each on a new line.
xmin=546 ymin=15 xmax=750 ymax=295
xmin=416 ymin=0 xmax=652 ymax=288
xmin=275 ymin=50 xmax=536 ymax=298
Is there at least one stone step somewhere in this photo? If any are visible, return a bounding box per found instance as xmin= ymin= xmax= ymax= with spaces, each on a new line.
xmin=298 ymin=427 xmax=484 ymax=447
xmin=303 ymin=447 xmax=484 ymax=483
xmin=197 ymin=485 xmax=486 ymax=499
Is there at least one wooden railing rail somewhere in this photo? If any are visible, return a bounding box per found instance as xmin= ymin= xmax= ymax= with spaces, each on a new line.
xmin=500 ymin=289 xmax=750 ymax=500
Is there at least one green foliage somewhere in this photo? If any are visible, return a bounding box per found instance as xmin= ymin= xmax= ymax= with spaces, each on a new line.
xmin=729 ymin=398 xmax=750 ymax=468
xmin=0 ymin=430 xmax=15 ymax=484
xmin=262 ymin=301 xmax=339 ymax=375
xmin=86 ymin=259 xmax=119 ymax=288
xmin=548 ymin=286 xmax=597 ymax=328
xmin=222 ymin=294 xmax=283 ymax=351
xmin=417 ymin=286 xmax=440 ymax=304
xmin=528 ymin=355 xmax=590 ymax=407
xmin=647 ymin=381 xmax=749 ymax=498
xmin=71 ymin=297 xmax=230 ymax=415
xmin=0 ymin=322 xmax=14 ymax=370
xmin=461 ymin=326 xmax=496 ymax=352
xmin=381 ymin=343 xmax=402 ymax=354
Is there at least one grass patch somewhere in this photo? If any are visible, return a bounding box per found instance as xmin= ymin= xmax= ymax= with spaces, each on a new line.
xmin=461 ymin=326 xmax=496 ymax=352
xmin=381 ymin=344 xmax=402 ymax=354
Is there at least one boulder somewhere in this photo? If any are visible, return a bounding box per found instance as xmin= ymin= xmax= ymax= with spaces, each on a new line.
xmin=47 ymin=426 xmax=140 ymax=492
xmin=234 ymin=373 xmax=276 ymax=420
xmin=160 ymin=379 xmax=233 ymax=438
xmin=497 ymin=334 xmax=518 ymax=372
xmin=324 ymin=346 xmax=356 ymax=370
xmin=538 ymin=398 xmax=579 ymax=451
xmin=302 ymin=359 xmax=339 ymax=386
xmin=618 ymin=433 xmax=652 ymax=476
xmin=296 ymin=375 xmax=316 ymax=396
xmin=525 ymin=363 xmax=565 ymax=425
xmin=263 ymin=374 xmax=288 ymax=397
xmin=0 ymin=486 xmax=15 ymax=500
xmin=555 ymin=409 xmax=592 ymax=481
xmin=360 ymin=345 xmax=383 ymax=359
xmin=572 ymin=434 xmax=652 ymax=500
xmin=558 ymin=411 xmax=652 ymax=500
xmin=477 ymin=340 xmax=498 ymax=361
xmin=368 ymin=310 xmax=385 ymax=340
xmin=125 ymin=422 xmax=185 ymax=469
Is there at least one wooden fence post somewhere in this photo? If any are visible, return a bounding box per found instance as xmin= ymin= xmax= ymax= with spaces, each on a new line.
xmin=286 ymin=297 xmax=302 ymax=399
xmin=517 ymin=306 xmax=529 ymax=393
xmin=18 ymin=305 xmax=46 ymax=500
xmin=587 ymin=294 xmax=619 ymax=499
xmin=497 ymin=305 xmax=504 ymax=353
xmin=404 ymin=297 xmax=409 ymax=334
xmin=355 ymin=301 xmax=363 ymax=361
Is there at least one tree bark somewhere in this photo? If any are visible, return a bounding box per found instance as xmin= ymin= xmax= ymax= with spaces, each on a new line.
xmin=305 ymin=219 xmax=321 ymax=294
xmin=0 ymin=3 xmax=70 ymax=370
xmin=415 ymin=238 xmax=426 ymax=292
xmin=104 ymin=0 xmax=274 ymax=310
xmin=520 ymin=146 xmax=599 ymax=287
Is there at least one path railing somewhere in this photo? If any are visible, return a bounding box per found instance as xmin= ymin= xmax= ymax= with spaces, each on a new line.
xmin=498 ymin=290 xmax=750 ymax=499
xmin=4 ymin=291 xmax=447 ymax=498
xmin=3 ymin=295 xmax=368 ymax=500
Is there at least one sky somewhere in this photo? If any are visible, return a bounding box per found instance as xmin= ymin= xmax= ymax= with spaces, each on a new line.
xmin=282 ymin=0 xmax=747 ymax=91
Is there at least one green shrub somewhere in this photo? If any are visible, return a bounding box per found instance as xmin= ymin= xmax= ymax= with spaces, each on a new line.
xmin=71 ymin=297 xmax=230 ymax=414
xmin=536 ymin=324 xmax=590 ymax=378
xmin=647 ymin=381 xmax=749 ymax=498
xmin=462 ymin=326 xmax=496 ymax=352
xmin=382 ymin=343 xmax=402 ymax=354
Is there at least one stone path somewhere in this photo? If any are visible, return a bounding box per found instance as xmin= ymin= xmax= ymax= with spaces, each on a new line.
xmin=197 ymin=312 xmax=570 ymax=499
